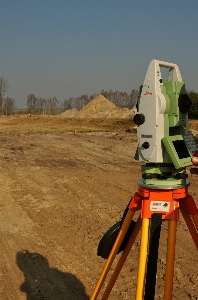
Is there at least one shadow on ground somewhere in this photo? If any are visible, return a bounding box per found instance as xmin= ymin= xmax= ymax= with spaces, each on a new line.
xmin=16 ymin=250 xmax=89 ymax=300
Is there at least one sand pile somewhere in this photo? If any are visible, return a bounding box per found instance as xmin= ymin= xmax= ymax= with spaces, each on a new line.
xmin=59 ymin=95 xmax=136 ymax=119
xmin=59 ymin=108 xmax=79 ymax=118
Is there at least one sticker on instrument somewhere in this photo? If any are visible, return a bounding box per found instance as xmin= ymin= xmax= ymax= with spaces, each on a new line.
xmin=150 ymin=201 xmax=170 ymax=212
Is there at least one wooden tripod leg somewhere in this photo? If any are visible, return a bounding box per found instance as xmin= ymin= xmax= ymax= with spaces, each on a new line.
xmin=164 ymin=220 xmax=177 ymax=300
xmin=101 ymin=216 xmax=142 ymax=300
xmin=135 ymin=218 xmax=150 ymax=300
xmin=182 ymin=195 xmax=198 ymax=231
xmin=90 ymin=209 xmax=135 ymax=300
xmin=192 ymin=214 xmax=198 ymax=231
xmin=180 ymin=201 xmax=198 ymax=250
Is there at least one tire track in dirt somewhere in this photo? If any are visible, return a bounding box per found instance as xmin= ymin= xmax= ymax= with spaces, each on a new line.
xmin=0 ymin=131 xmax=197 ymax=299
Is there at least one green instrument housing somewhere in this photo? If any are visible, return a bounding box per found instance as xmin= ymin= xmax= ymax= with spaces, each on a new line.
xmin=162 ymin=135 xmax=192 ymax=169
xmin=161 ymin=80 xmax=192 ymax=169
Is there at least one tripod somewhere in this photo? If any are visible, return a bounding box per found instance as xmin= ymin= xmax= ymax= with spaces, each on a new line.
xmin=90 ymin=179 xmax=198 ymax=300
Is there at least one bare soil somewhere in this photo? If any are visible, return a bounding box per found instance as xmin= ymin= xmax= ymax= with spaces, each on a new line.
xmin=0 ymin=116 xmax=197 ymax=300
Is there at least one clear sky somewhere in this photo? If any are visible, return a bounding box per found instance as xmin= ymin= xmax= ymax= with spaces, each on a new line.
xmin=0 ymin=0 xmax=198 ymax=108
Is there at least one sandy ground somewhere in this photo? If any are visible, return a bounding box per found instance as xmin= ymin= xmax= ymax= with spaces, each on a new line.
xmin=0 ymin=116 xmax=198 ymax=300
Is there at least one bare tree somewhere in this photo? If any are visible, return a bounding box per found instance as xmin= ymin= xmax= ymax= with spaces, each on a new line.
xmin=27 ymin=94 xmax=37 ymax=113
xmin=46 ymin=97 xmax=59 ymax=114
xmin=0 ymin=78 xmax=9 ymax=114
xmin=2 ymin=97 xmax=16 ymax=116
xmin=40 ymin=98 xmax=47 ymax=115
xmin=63 ymin=98 xmax=72 ymax=110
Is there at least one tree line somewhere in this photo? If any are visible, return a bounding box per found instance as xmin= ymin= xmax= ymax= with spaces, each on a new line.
xmin=26 ymin=89 xmax=139 ymax=114
xmin=63 ymin=89 xmax=139 ymax=111
xmin=26 ymin=89 xmax=198 ymax=118
xmin=27 ymin=94 xmax=60 ymax=115
xmin=1 ymin=76 xmax=198 ymax=118
xmin=1 ymin=76 xmax=139 ymax=115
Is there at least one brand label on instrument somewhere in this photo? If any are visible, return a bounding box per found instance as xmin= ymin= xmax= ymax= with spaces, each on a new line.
xmin=141 ymin=134 xmax=152 ymax=138
xmin=150 ymin=201 xmax=170 ymax=212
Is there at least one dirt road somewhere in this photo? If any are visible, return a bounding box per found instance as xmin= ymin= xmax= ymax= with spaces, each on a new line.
xmin=0 ymin=116 xmax=197 ymax=299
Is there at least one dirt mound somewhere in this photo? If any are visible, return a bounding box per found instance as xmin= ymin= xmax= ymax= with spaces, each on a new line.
xmin=78 ymin=95 xmax=117 ymax=118
xmin=59 ymin=95 xmax=137 ymax=119
xmin=59 ymin=108 xmax=79 ymax=118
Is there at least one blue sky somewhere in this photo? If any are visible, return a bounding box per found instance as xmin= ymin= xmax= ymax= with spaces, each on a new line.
xmin=0 ymin=0 xmax=198 ymax=108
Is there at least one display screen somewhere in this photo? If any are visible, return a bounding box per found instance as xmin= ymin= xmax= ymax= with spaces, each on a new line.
xmin=172 ymin=140 xmax=190 ymax=159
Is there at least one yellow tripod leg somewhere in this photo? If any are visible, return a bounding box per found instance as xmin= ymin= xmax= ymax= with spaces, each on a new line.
xmin=164 ymin=220 xmax=177 ymax=300
xmin=135 ymin=218 xmax=150 ymax=300
xmin=180 ymin=202 xmax=198 ymax=250
xmin=90 ymin=209 xmax=135 ymax=300
xmin=101 ymin=216 xmax=142 ymax=300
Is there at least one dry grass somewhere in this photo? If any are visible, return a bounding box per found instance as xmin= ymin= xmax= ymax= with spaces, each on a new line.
xmin=0 ymin=115 xmax=136 ymax=135
xmin=1 ymin=115 xmax=197 ymax=136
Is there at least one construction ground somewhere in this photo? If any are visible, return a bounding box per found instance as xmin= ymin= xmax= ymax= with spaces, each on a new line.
xmin=0 ymin=96 xmax=198 ymax=299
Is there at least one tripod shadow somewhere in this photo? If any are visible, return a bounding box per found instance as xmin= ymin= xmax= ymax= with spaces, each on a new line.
xmin=16 ymin=250 xmax=89 ymax=300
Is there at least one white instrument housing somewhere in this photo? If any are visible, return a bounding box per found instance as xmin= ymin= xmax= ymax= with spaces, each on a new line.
xmin=137 ymin=59 xmax=182 ymax=163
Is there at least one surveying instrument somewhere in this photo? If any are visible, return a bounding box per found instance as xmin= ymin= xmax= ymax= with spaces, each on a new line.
xmin=90 ymin=60 xmax=198 ymax=299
